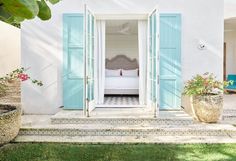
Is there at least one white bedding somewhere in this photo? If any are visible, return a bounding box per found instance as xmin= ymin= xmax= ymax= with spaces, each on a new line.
xmin=105 ymin=76 xmax=139 ymax=95
xmin=105 ymin=76 xmax=139 ymax=89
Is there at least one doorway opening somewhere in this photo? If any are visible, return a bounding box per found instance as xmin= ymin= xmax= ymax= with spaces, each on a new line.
xmin=101 ymin=20 xmax=142 ymax=107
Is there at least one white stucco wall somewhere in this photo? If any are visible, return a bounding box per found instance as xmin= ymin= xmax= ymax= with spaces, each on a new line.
xmin=224 ymin=0 xmax=236 ymax=19
xmin=21 ymin=0 xmax=224 ymax=114
xmin=0 ymin=21 xmax=20 ymax=76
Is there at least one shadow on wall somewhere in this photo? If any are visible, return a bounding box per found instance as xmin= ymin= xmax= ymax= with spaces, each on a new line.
xmin=87 ymin=0 xmax=157 ymax=13
xmin=21 ymin=19 xmax=64 ymax=114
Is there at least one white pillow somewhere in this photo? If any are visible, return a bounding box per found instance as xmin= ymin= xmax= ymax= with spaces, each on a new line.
xmin=122 ymin=69 xmax=138 ymax=77
xmin=106 ymin=69 xmax=121 ymax=77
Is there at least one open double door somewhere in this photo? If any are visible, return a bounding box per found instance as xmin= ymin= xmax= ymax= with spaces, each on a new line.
xmin=63 ymin=5 xmax=160 ymax=116
xmin=63 ymin=5 xmax=180 ymax=117
xmin=147 ymin=8 xmax=160 ymax=117
xmin=63 ymin=5 xmax=95 ymax=117
xmin=147 ymin=8 xmax=182 ymax=114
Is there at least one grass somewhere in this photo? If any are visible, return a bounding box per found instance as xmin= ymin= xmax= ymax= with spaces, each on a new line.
xmin=0 ymin=143 xmax=236 ymax=161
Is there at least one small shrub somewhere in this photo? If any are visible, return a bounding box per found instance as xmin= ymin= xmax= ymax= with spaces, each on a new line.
xmin=0 ymin=68 xmax=43 ymax=98
xmin=183 ymin=73 xmax=232 ymax=96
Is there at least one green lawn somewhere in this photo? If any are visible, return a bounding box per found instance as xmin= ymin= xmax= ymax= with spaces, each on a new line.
xmin=0 ymin=143 xmax=236 ymax=161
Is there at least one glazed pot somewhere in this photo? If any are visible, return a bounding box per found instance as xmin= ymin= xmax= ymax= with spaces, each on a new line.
xmin=192 ymin=94 xmax=223 ymax=123
xmin=0 ymin=104 xmax=21 ymax=145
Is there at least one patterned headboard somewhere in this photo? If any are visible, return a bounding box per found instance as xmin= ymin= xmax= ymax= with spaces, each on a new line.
xmin=106 ymin=55 xmax=139 ymax=70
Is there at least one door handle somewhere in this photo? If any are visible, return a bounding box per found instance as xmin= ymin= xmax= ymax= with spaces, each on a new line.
xmin=86 ymin=76 xmax=90 ymax=84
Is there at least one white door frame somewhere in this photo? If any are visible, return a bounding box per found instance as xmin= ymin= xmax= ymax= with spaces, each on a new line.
xmin=84 ymin=4 xmax=96 ymax=117
xmin=94 ymin=13 xmax=156 ymax=108
xmin=95 ymin=14 xmax=148 ymax=108
xmin=147 ymin=6 xmax=160 ymax=117
xmin=95 ymin=14 xmax=148 ymax=20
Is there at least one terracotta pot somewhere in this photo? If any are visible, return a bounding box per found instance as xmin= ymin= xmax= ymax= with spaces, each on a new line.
xmin=0 ymin=104 xmax=21 ymax=145
xmin=192 ymin=94 xmax=223 ymax=123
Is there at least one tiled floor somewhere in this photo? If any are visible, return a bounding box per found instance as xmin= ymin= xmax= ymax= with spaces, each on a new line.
xmin=103 ymin=96 xmax=139 ymax=105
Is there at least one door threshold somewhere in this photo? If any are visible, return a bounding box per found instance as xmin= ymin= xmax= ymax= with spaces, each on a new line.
xmin=95 ymin=104 xmax=146 ymax=108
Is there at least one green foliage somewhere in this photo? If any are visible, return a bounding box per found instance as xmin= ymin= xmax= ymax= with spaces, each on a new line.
xmin=0 ymin=0 xmax=60 ymax=25
xmin=37 ymin=0 xmax=51 ymax=21
xmin=183 ymin=73 xmax=232 ymax=96
xmin=1 ymin=0 xmax=39 ymax=20
xmin=48 ymin=0 xmax=60 ymax=4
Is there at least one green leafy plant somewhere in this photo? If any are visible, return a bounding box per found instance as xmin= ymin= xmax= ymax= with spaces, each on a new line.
xmin=0 ymin=67 xmax=43 ymax=97
xmin=0 ymin=0 xmax=60 ymax=26
xmin=0 ymin=67 xmax=43 ymax=86
xmin=183 ymin=73 xmax=232 ymax=96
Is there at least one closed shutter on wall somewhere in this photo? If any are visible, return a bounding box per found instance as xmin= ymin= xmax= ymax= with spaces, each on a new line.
xmin=160 ymin=14 xmax=182 ymax=109
xmin=63 ymin=14 xmax=84 ymax=109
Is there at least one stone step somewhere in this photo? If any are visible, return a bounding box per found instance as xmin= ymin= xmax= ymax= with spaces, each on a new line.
xmin=223 ymin=109 xmax=236 ymax=114
xmin=222 ymin=109 xmax=236 ymax=122
xmin=222 ymin=114 xmax=236 ymax=121
xmin=51 ymin=117 xmax=194 ymax=126
xmin=18 ymin=124 xmax=236 ymax=138
xmin=14 ymin=135 xmax=236 ymax=143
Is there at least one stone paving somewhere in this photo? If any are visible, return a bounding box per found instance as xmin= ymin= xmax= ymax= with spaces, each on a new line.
xmin=12 ymin=94 xmax=236 ymax=143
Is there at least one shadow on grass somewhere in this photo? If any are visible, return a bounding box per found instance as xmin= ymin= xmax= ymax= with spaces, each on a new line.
xmin=0 ymin=143 xmax=236 ymax=161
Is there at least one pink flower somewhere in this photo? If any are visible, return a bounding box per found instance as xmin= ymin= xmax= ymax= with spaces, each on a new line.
xmin=18 ymin=73 xmax=29 ymax=81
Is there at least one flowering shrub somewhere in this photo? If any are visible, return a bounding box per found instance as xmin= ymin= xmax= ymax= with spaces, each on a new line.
xmin=1 ymin=68 xmax=43 ymax=86
xmin=183 ymin=73 xmax=232 ymax=96
xmin=18 ymin=73 xmax=29 ymax=81
xmin=0 ymin=68 xmax=43 ymax=96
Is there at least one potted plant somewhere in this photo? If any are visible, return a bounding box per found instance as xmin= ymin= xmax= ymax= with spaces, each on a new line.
xmin=0 ymin=68 xmax=43 ymax=145
xmin=183 ymin=73 xmax=231 ymax=123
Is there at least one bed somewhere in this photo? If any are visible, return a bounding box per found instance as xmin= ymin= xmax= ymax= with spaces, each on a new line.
xmin=105 ymin=55 xmax=139 ymax=95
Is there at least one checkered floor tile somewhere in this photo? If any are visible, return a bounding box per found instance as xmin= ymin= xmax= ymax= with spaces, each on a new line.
xmin=104 ymin=96 xmax=139 ymax=105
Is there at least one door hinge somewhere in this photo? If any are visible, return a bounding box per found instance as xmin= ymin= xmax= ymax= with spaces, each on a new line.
xmin=85 ymin=98 xmax=90 ymax=117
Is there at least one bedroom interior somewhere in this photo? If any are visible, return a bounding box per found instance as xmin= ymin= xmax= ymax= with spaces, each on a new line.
xmin=104 ymin=20 xmax=140 ymax=106
xmin=95 ymin=19 xmax=148 ymax=108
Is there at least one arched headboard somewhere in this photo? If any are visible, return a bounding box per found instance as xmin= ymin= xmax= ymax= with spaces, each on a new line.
xmin=106 ymin=55 xmax=139 ymax=70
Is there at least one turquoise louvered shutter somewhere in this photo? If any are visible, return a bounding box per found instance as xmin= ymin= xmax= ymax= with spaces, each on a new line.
xmin=63 ymin=14 xmax=84 ymax=109
xmin=160 ymin=14 xmax=182 ymax=109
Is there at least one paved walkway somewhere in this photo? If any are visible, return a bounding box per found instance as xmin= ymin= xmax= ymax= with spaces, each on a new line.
xmin=224 ymin=94 xmax=236 ymax=110
xmin=14 ymin=94 xmax=236 ymax=143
